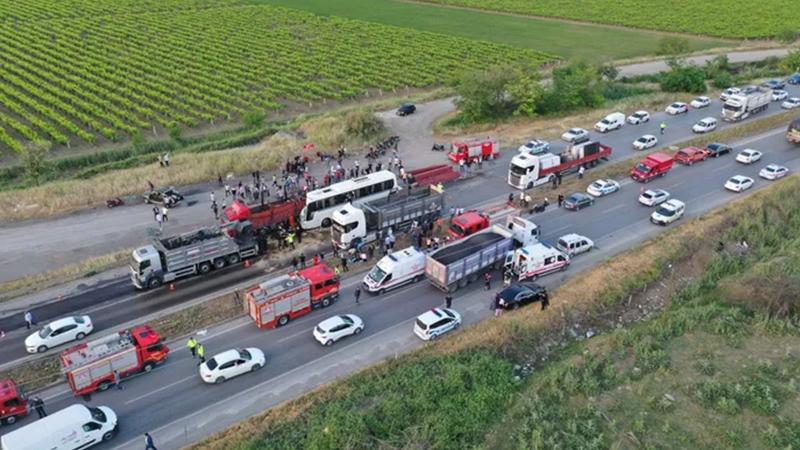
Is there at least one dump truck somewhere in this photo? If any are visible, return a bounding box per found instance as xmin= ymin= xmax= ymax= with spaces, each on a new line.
xmin=722 ymin=87 xmax=771 ymax=121
xmin=508 ymin=140 xmax=612 ymax=189
xmin=221 ymin=197 xmax=304 ymax=236
xmin=425 ymin=216 xmax=539 ymax=292
xmin=130 ymin=226 xmax=262 ymax=289
xmin=60 ymin=325 xmax=169 ymax=395
xmin=330 ymin=186 xmax=445 ymax=249
xmin=787 ymin=118 xmax=800 ymax=144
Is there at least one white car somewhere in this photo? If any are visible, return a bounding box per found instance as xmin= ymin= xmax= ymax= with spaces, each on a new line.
xmin=720 ymin=87 xmax=740 ymax=101
xmin=627 ymin=110 xmax=650 ymax=125
xmin=414 ymin=308 xmax=461 ymax=341
xmin=735 ymin=149 xmax=762 ymax=164
xmin=199 ymin=348 xmax=265 ymax=384
xmin=781 ymin=97 xmax=800 ymax=109
xmin=25 ymin=315 xmax=93 ymax=353
xmin=313 ymin=314 xmax=364 ymax=346
xmin=759 ymin=164 xmax=789 ymax=180
xmin=690 ymin=96 xmax=711 ymax=108
xmin=724 ymin=175 xmax=754 ymax=192
xmin=692 ymin=117 xmax=718 ymax=133
xmin=517 ymin=139 xmax=550 ymax=155
xmin=633 ymin=134 xmax=658 ymax=150
xmin=772 ymin=89 xmax=789 ymax=102
xmin=650 ymin=199 xmax=685 ymax=225
xmin=556 ymin=233 xmax=594 ymax=256
xmin=586 ymin=179 xmax=620 ymax=197
xmin=638 ymin=189 xmax=670 ymax=206
xmin=560 ymin=128 xmax=589 ymax=143
xmin=665 ymin=102 xmax=689 ymax=115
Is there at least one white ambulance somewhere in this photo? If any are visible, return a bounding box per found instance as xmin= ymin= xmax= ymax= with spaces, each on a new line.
xmin=363 ymin=247 xmax=426 ymax=294
xmin=505 ymin=242 xmax=570 ymax=281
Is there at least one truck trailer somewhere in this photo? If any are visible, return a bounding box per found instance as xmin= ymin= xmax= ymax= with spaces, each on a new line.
xmin=60 ymin=325 xmax=169 ymax=395
xmin=722 ymin=87 xmax=771 ymax=121
xmin=130 ymin=226 xmax=262 ymax=289
xmin=508 ymin=140 xmax=612 ymax=189
xmin=330 ymin=186 xmax=444 ymax=249
xmin=425 ymin=216 xmax=539 ymax=292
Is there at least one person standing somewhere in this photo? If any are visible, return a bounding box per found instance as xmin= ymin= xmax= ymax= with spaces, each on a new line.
xmin=578 ymin=166 xmax=585 ymax=179
xmin=354 ymin=286 xmax=361 ymax=305
xmin=32 ymin=396 xmax=46 ymax=418
xmin=292 ymin=257 xmax=298 ymax=271
xmin=156 ymin=212 xmax=163 ymax=232
xmin=113 ymin=370 xmax=123 ymax=390
xmin=196 ymin=344 xmax=205 ymax=365
xmin=161 ymin=206 xmax=168 ymax=223
xmin=186 ymin=336 xmax=198 ymax=358
xmin=660 ymin=122 xmax=666 ymax=135
xmin=541 ymin=291 xmax=550 ymax=311
xmin=312 ymin=254 xmax=320 ymax=266
xmin=211 ymin=201 xmax=219 ymax=220
xmin=24 ymin=310 xmax=34 ymax=329
xmin=558 ymin=193 xmax=565 ymax=208
xmin=163 ymin=152 xmax=170 ymax=167
xmin=445 ymin=294 xmax=453 ymax=309
xmin=299 ymin=254 xmax=306 ymax=268
xmin=144 ymin=432 xmax=158 ymax=450
xmin=493 ymin=296 xmax=503 ymax=317
xmin=341 ymin=255 xmax=349 ymax=272
xmin=484 ymin=272 xmax=492 ymax=291
xmin=210 ymin=191 xmax=215 ymax=204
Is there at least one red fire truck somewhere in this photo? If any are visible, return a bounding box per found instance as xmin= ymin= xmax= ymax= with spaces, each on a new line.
xmin=449 ymin=138 xmax=500 ymax=164
xmin=245 ymin=263 xmax=340 ymax=329
xmin=0 ymin=379 xmax=28 ymax=425
xmin=60 ymin=325 xmax=169 ymax=395
xmin=221 ymin=197 xmax=304 ymax=235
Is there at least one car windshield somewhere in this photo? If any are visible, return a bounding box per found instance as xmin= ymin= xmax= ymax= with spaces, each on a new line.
xmin=443 ymin=309 xmax=455 ymax=319
xmin=449 ymin=223 xmax=466 ymax=236
xmin=590 ymin=181 xmax=603 ymax=190
xmin=636 ymin=137 xmax=647 ymax=143
xmin=367 ymin=265 xmax=387 ymax=283
xmin=671 ymin=103 xmax=681 ymax=108
xmin=635 ymin=163 xmax=651 ymax=173
xmin=88 ymin=406 xmax=107 ymax=423
xmin=238 ymin=349 xmax=251 ymax=360
xmin=415 ymin=318 xmax=428 ymax=331
xmin=38 ymin=326 xmax=52 ymax=338
xmin=655 ymin=205 xmax=676 ymax=217
xmin=568 ymin=195 xmax=581 ymax=203
xmin=340 ymin=315 xmax=354 ymax=325
xmin=569 ymin=129 xmax=581 ymax=135
xmin=206 ymin=358 xmax=219 ymax=371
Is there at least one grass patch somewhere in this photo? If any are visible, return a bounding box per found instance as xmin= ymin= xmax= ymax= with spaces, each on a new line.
xmin=256 ymin=0 xmax=729 ymax=60
xmin=190 ymin=151 xmax=800 ymax=449
xmin=0 ymin=249 xmax=131 ymax=303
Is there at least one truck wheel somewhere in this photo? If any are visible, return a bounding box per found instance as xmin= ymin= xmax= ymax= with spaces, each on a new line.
xmin=322 ymin=218 xmax=332 ymax=228
xmin=98 ymin=381 xmax=111 ymax=391
xmin=278 ymin=315 xmax=290 ymax=327
xmin=458 ymin=278 xmax=468 ymax=288
xmin=198 ymin=262 xmax=212 ymax=274
xmin=143 ymin=362 xmax=155 ymax=372
xmin=322 ymin=297 xmax=331 ymax=307
xmin=213 ymin=258 xmax=227 ymax=269
xmin=227 ymin=254 xmax=241 ymax=265
xmin=147 ymin=277 xmax=162 ymax=289
xmin=102 ymin=431 xmax=115 ymax=442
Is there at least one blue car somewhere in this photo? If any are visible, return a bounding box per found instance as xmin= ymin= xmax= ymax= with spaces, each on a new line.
xmin=788 ymin=73 xmax=800 ymax=85
xmin=518 ymin=139 xmax=550 ymax=155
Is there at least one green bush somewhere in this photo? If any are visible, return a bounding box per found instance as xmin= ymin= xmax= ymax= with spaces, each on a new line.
xmin=656 ymin=36 xmax=691 ymax=56
xmin=660 ymin=62 xmax=707 ymax=93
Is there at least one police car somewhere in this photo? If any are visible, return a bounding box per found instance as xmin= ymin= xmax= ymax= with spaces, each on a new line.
xmin=413 ymin=308 xmax=461 ymax=341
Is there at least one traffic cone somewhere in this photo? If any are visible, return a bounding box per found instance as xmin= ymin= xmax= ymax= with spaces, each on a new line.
xmin=169 ymin=283 xmax=176 ymax=291
xmin=244 ymin=259 xmax=251 ymax=268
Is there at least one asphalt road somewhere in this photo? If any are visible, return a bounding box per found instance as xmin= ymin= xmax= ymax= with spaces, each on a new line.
xmin=2 ymin=87 xmax=799 ymax=368
xmin=2 ymin=127 xmax=799 ymax=449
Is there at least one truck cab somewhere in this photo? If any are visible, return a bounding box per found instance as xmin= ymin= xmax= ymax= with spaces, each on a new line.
xmin=130 ymin=245 xmax=163 ymax=290
xmin=448 ymin=211 xmax=490 ymax=240
xmin=505 ymin=242 xmax=570 ymax=281
xmin=331 ymin=204 xmax=366 ymax=249
xmin=631 ymin=152 xmax=673 ymax=182
xmin=505 ymin=215 xmax=540 ymax=247
xmin=0 ymin=379 xmax=28 ymax=425
xmin=508 ymin=153 xmax=559 ymax=189
xmin=363 ymin=247 xmax=426 ymax=294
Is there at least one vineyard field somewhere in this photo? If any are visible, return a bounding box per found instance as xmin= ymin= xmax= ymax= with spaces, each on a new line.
xmin=0 ymin=0 xmax=554 ymax=155
xmin=414 ymin=0 xmax=800 ymax=39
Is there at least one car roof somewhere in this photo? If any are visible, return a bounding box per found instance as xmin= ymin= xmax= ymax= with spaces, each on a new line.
xmin=730 ymin=175 xmax=751 ymax=181
xmin=211 ymin=349 xmax=242 ymax=364
xmin=47 ymin=316 xmax=80 ymax=328
xmin=662 ymin=199 xmax=685 ymax=208
xmin=417 ymin=308 xmax=455 ymax=325
xmin=559 ymin=233 xmax=587 ymax=241
xmin=633 ymin=110 xmax=648 ymax=115
xmin=740 ymin=148 xmax=759 ymax=154
xmin=568 ymin=192 xmax=588 ymax=199
xmin=498 ymin=285 xmax=526 ymax=300
xmin=765 ymin=164 xmax=784 ymax=170
xmin=644 ymin=189 xmax=666 ymax=195
xmin=318 ymin=315 xmax=347 ymax=330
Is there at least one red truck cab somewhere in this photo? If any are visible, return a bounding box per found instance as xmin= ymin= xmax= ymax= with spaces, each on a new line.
xmin=448 ymin=211 xmax=490 ymax=239
xmin=0 ymin=379 xmax=28 ymax=425
xmin=674 ymin=147 xmax=709 ymax=165
xmin=60 ymin=325 xmax=169 ymax=395
xmin=631 ymin=152 xmax=674 ymax=182
xmin=449 ymin=138 xmax=499 ymax=164
xmin=222 ymin=198 xmax=304 ymax=235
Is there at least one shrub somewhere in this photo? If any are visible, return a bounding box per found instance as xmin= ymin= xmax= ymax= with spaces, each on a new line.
xmin=660 ymin=62 xmax=706 ymax=93
xmin=656 ymin=36 xmax=690 ymax=56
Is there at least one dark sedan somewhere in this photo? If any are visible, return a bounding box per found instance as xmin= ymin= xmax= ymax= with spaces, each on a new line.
xmin=563 ymin=192 xmax=594 ymax=210
xmin=496 ymin=282 xmax=548 ymax=310
xmin=397 ymin=103 xmax=416 ymax=116
xmin=704 ymin=142 xmax=732 ymax=158
xmin=762 ymin=79 xmax=786 ymax=90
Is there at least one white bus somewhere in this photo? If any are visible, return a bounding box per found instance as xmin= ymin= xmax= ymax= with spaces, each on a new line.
xmin=300 ymin=170 xmax=399 ymax=229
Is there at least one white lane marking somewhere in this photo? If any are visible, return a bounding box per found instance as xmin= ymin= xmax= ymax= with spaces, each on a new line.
xmin=124 ymin=374 xmax=196 ymax=405
xmin=601 ymin=204 xmax=625 ymax=214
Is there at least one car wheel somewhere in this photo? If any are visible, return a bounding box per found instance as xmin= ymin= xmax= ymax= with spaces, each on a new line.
xmin=251 ymin=363 xmax=262 ymax=372
xmin=4 ymin=415 xmax=17 ymax=425
xmin=76 ymin=332 xmax=86 ymax=340
xmin=37 ymin=345 xmax=48 ymax=353
xmin=454 ymin=322 xmax=460 ymax=330
xmin=413 ymin=275 xmax=422 ymax=283
xmin=378 ymin=288 xmax=386 ymax=295
xmin=325 ymin=340 xmax=334 ymax=347
xmin=102 ymin=431 xmax=115 ymax=442
xmin=354 ymin=327 xmax=363 ymax=335
xmin=215 ymin=377 xmax=225 ymax=384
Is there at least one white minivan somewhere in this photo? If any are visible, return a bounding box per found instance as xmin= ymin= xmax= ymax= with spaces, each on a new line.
xmin=363 ymin=247 xmax=425 ymax=294
xmin=594 ymin=112 xmax=625 ymax=133
xmin=1 ymin=404 xmax=118 ymax=450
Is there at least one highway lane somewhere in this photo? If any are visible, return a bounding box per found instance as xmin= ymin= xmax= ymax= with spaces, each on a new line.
xmin=1 ymin=91 xmax=798 ymax=367
xmin=1 ymin=128 xmax=798 ymax=449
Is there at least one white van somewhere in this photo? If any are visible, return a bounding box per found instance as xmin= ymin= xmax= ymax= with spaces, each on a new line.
xmin=363 ymin=247 xmax=426 ymax=294
xmin=555 ymin=233 xmax=594 ymax=256
xmin=594 ymin=112 xmax=625 ymax=133
xmin=1 ymin=404 xmax=118 ymax=450
xmin=505 ymin=242 xmax=570 ymax=281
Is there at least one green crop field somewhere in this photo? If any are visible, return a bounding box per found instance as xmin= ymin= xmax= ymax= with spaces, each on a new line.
xmin=0 ymin=0 xmax=553 ymax=155
xmin=416 ymin=0 xmax=800 ymax=39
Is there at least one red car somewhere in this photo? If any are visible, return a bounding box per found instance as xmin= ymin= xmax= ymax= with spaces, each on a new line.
xmin=674 ymin=147 xmax=709 ymax=165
